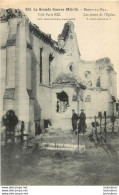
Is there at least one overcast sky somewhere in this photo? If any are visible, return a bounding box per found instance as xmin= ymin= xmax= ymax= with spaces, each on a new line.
xmin=23 ymin=2 xmax=119 ymax=98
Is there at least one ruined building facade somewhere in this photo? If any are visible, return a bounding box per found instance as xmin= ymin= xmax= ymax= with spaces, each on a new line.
xmin=0 ymin=9 xmax=117 ymax=134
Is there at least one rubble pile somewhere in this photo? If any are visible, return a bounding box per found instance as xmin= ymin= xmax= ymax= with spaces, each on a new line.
xmin=52 ymin=72 xmax=80 ymax=84
xmin=43 ymin=126 xmax=63 ymax=136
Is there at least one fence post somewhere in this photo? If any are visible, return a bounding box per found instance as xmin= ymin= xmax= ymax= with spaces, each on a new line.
xmin=94 ymin=116 xmax=98 ymax=147
xmin=78 ymin=133 xmax=79 ymax=151
xmin=111 ymin=113 xmax=115 ymax=133
xmin=98 ymin=112 xmax=102 ymax=132
xmin=104 ymin=111 xmax=107 ymax=142
xmin=104 ymin=111 xmax=107 ymax=133
xmin=95 ymin=116 xmax=97 ymax=134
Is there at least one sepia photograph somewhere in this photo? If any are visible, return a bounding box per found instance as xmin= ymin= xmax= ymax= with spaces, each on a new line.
xmin=0 ymin=1 xmax=119 ymax=187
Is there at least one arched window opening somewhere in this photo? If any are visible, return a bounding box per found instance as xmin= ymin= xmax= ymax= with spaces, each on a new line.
xmin=40 ymin=47 xmax=43 ymax=83
xmin=69 ymin=62 xmax=74 ymax=72
xmin=56 ymin=91 xmax=69 ymax=113
xmin=87 ymin=80 xmax=92 ymax=87
xmin=84 ymin=71 xmax=91 ymax=79
xmin=96 ymin=76 xmax=100 ymax=87
xmin=49 ymin=53 xmax=54 ymax=85
xmin=69 ymin=65 xmax=73 ymax=72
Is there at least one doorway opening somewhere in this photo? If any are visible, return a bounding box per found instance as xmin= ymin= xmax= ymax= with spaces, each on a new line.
xmin=56 ymin=91 xmax=69 ymax=113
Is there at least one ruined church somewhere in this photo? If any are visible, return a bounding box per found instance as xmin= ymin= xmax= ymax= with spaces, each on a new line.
xmin=0 ymin=9 xmax=117 ymax=134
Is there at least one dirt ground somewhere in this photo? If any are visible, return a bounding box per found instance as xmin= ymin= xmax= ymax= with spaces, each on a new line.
xmin=1 ymin=129 xmax=119 ymax=186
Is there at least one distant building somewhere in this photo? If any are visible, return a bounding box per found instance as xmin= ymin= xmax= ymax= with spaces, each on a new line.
xmin=78 ymin=58 xmax=117 ymax=118
xmin=0 ymin=9 xmax=117 ymax=134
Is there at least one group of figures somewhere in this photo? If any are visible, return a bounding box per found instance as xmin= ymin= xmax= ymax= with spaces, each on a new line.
xmin=2 ymin=110 xmax=25 ymax=144
xmin=71 ymin=109 xmax=87 ymax=135
xmin=2 ymin=109 xmax=87 ymax=144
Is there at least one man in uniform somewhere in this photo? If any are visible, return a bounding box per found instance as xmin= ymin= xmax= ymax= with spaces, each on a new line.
xmin=71 ymin=109 xmax=78 ymax=132
xmin=78 ymin=109 xmax=87 ymax=135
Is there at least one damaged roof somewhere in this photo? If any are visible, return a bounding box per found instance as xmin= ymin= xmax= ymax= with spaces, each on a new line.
xmin=29 ymin=23 xmax=65 ymax=54
xmin=58 ymin=23 xmax=70 ymax=41
xmin=52 ymin=72 xmax=86 ymax=90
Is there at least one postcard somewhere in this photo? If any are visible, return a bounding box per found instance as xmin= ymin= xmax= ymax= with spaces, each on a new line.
xmin=0 ymin=1 xmax=119 ymax=193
